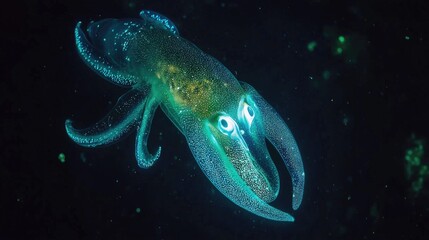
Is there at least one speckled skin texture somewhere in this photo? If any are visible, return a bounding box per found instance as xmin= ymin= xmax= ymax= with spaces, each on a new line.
xmin=65 ymin=10 xmax=304 ymax=221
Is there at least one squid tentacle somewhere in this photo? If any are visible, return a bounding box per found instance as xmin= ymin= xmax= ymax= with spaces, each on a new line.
xmin=75 ymin=21 xmax=138 ymax=86
xmin=240 ymin=82 xmax=305 ymax=210
xmin=183 ymin=120 xmax=295 ymax=222
xmin=65 ymin=88 xmax=147 ymax=147
xmin=135 ymin=94 xmax=161 ymax=168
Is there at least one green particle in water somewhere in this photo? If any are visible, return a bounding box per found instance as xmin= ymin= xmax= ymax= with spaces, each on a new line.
xmin=405 ymin=35 xmax=410 ymax=40
xmin=342 ymin=115 xmax=349 ymax=126
xmin=58 ymin=153 xmax=66 ymax=163
xmin=404 ymin=135 xmax=428 ymax=196
xmin=307 ymin=41 xmax=317 ymax=52
xmin=420 ymin=165 xmax=429 ymax=176
xmin=336 ymin=47 xmax=343 ymax=54
xmin=338 ymin=35 xmax=345 ymax=44
xmin=411 ymin=177 xmax=424 ymax=193
xmin=405 ymin=141 xmax=424 ymax=166
xmin=322 ymin=70 xmax=331 ymax=80
xmin=370 ymin=203 xmax=379 ymax=219
xmin=127 ymin=0 xmax=136 ymax=8
xmin=136 ymin=207 xmax=141 ymax=213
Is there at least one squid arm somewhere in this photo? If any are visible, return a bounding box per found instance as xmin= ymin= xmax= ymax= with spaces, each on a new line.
xmin=240 ymin=82 xmax=305 ymax=210
xmin=183 ymin=121 xmax=295 ymax=221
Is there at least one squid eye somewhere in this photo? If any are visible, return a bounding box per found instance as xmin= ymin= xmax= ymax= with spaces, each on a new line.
xmin=243 ymin=104 xmax=255 ymax=126
xmin=246 ymin=105 xmax=254 ymax=117
xmin=218 ymin=116 xmax=236 ymax=135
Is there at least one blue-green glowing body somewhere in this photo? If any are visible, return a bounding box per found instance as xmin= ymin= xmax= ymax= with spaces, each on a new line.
xmin=66 ymin=10 xmax=305 ymax=221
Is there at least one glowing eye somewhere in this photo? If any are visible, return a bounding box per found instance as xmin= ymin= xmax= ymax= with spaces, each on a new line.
xmin=218 ymin=116 xmax=236 ymax=135
xmin=243 ymin=104 xmax=255 ymax=126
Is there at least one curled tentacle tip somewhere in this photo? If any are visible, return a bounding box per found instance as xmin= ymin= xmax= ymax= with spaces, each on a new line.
xmin=137 ymin=146 xmax=162 ymax=169
xmin=278 ymin=212 xmax=295 ymax=222
xmin=154 ymin=146 xmax=162 ymax=159
xmin=292 ymin=193 xmax=303 ymax=211
xmin=292 ymin=203 xmax=300 ymax=211
xmin=64 ymin=119 xmax=73 ymax=130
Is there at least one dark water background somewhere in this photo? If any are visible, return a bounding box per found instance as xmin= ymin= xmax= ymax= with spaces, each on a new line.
xmin=2 ymin=0 xmax=428 ymax=239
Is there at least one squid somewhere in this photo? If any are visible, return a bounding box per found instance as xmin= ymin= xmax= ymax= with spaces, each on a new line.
xmin=65 ymin=10 xmax=305 ymax=221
